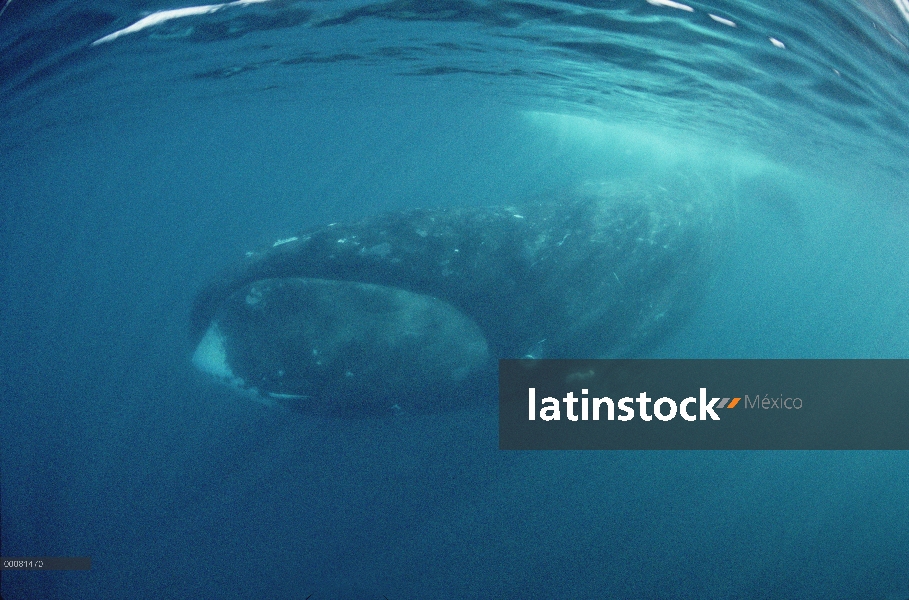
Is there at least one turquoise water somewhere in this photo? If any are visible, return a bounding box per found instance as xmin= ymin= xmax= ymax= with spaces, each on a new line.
xmin=2 ymin=0 xmax=909 ymax=598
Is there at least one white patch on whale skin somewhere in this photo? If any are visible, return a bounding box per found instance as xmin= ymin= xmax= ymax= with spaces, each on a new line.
xmin=193 ymin=324 xmax=235 ymax=380
xmin=272 ymin=236 xmax=298 ymax=247
xmin=193 ymin=323 xmax=277 ymax=407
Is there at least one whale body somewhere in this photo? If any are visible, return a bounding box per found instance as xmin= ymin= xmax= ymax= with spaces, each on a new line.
xmin=190 ymin=178 xmax=721 ymax=416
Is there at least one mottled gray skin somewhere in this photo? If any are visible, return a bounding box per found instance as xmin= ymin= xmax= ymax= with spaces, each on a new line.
xmin=191 ymin=179 xmax=721 ymax=415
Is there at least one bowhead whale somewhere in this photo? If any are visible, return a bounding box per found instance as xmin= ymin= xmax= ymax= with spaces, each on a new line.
xmin=190 ymin=178 xmax=721 ymax=416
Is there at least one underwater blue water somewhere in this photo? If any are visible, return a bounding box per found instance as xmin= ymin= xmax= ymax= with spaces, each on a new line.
xmin=2 ymin=0 xmax=909 ymax=598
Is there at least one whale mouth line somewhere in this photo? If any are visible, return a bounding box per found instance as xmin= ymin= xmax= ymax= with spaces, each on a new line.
xmin=192 ymin=276 xmax=493 ymax=415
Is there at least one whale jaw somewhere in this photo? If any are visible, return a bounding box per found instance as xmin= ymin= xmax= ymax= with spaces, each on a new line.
xmin=192 ymin=277 xmax=493 ymax=416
